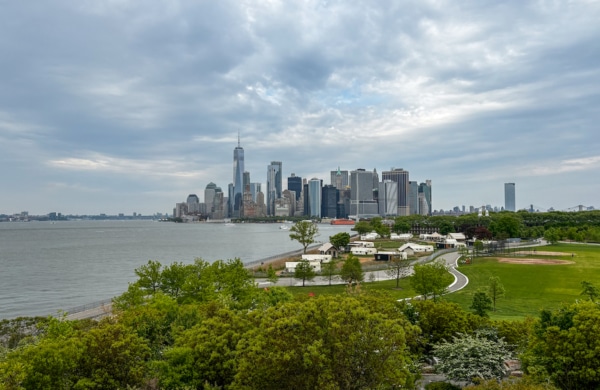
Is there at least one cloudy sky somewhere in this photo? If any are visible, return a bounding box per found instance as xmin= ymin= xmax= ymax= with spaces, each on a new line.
xmin=1 ymin=0 xmax=599 ymax=215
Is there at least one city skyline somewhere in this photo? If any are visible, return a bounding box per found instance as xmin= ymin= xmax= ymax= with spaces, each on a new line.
xmin=1 ymin=1 xmax=599 ymax=215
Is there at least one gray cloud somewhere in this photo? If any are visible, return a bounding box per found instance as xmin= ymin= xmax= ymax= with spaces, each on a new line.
xmin=0 ymin=0 xmax=599 ymax=214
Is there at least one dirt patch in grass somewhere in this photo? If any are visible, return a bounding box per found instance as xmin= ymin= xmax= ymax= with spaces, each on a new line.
xmin=514 ymin=251 xmax=571 ymax=256
xmin=497 ymin=258 xmax=575 ymax=265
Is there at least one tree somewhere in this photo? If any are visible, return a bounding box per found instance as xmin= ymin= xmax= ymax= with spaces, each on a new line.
xmin=160 ymin=261 xmax=191 ymax=298
xmin=411 ymin=260 xmax=450 ymax=301
xmin=135 ymin=259 xmax=163 ymax=293
xmin=294 ymin=260 xmax=316 ymax=287
xmin=340 ymin=253 xmax=364 ymax=285
xmin=233 ymin=295 xmax=419 ymax=389
xmin=543 ymin=227 xmax=561 ymax=245
xmin=321 ymin=258 xmax=338 ymax=286
xmin=522 ymin=301 xmax=600 ymax=389
xmin=266 ymin=264 xmax=279 ymax=284
xmin=353 ymin=221 xmax=372 ymax=235
xmin=329 ymin=232 xmax=350 ymax=251
xmin=289 ymin=221 xmax=319 ymax=253
xmin=385 ymin=255 xmax=411 ymax=288
xmin=488 ymin=276 xmax=506 ymax=311
xmin=471 ymin=291 xmax=493 ymax=317
xmin=433 ymin=333 xmax=512 ymax=383
xmin=580 ymin=280 xmax=599 ymax=302
xmin=393 ymin=220 xmax=411 ymax=234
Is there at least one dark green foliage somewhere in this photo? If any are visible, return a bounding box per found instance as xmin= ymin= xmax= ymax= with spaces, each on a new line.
xmin=339 ymin=253 xmax=364 ymax=284
xmin=471 ymin=291 xmax=493 ymax=317
xmin=294 ymin=260 xmax=316 ymax=287
xmin=329 ymin=231 xmax=350 ymax=249
xmin=425 ymin=382 xmax=462 ymax=390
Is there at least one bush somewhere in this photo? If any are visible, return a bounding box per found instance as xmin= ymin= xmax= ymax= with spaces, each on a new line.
xmin=425 ymin=382 xmax=461 ymax=390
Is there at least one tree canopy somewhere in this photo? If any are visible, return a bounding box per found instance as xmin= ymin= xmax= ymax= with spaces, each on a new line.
xmin=289 ymin=221 xmax=319 ymax=253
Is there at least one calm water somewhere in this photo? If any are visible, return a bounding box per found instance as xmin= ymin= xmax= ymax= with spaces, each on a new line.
xmin=0 ymin=220 xmax=351 ymax=319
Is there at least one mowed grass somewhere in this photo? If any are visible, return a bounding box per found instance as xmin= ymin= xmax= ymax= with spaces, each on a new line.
xmin=444 ymin=243 xmax=600 ymax=320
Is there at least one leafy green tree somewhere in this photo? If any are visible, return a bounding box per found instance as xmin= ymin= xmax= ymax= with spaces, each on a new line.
xmin=385 ymin=255 xmax=411 ymax=288
xmin=135 ymin=259 xmax=163 ymax=293
xmin=471 ymin=291 xmax=493 ymax=317
xmin=375 ymin=224 xmax=391 ymax=238
xmin=411 ymin=260 xmax=450 ymax=301
xmin=353 ymin=220 xmax=372 ymax=235
xmin=289 ymin=221 xmax=319 ymax=253
xmin=157 ymin=306 xmax=250 ymax=389
xmin=321 ymin=258 xmax=338 ymax=286
xmin=488 ymin=276 xmax=506 ymax=311
xmin=266 ymin=264 xmax=279 ymax=284
xmin=433 ymin=333 xmax=512 ymax=383
xmin=522 ymin=301 xmax=600 ymax=389
xmin=580 ymin=280 xmax=599 ymax=302
xmin=329 ymin=231 xmax=350 ymax=250
xmin=473 ymin=240 xmax=484 ymax=257
xmin=294 ymin=260 xmax=316 ymax=287
xmin=393 ymin=220 xmax=411 ymax=234
xmin=543 ymin=228 xmax=561 ymax=245
xmin=340 ymin=253 xmax=364 ymax=285
xmin=160 ymin=261 xmax=191 ymax=298
xmin=233 ymin=295 xmax=419 ymax=389
xmin=490 ymin=214 xmax=523 ymax=238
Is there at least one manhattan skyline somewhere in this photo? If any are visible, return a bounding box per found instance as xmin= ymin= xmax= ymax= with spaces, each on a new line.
xmin=1 ymin=1 xmax=599 ymax=215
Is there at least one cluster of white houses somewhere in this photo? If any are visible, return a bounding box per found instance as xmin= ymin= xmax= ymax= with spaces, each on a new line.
xmin=284 ymin=231 xmax=468 ymax=273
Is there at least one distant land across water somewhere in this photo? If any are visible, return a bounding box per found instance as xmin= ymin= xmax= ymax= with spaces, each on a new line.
xmin=0 ymin=220 xmax=352 ymax=320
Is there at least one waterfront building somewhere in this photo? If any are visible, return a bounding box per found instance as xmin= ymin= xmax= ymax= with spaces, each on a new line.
xmin=267 ymin=161 xmax=282 ymax=216
xmin=186 ymin=194 xmax=200 ymax=214
xmin=288 ymin=173 xmax=303 ymax=202
xmin=350 ymin=169 xmax=379 ymax=217
xmin=505 ymin=183 xmax=516 ymax=212
xmin=232 ymin=136 xmax=245 ymax=218
xmin=378 ymin=180 xmax=398 ymax=216
xmin=282 ymin=189 xmax=296 ymax=216
xmin=330 ymin=168 xmax=349 ymax=190
xmin=205 ymin=182 xmax=217 ymax=215
xmin=321 ymin=184 xmax=338 ymax=218
xmin=382 ymin=168 xmax=409 ymax=216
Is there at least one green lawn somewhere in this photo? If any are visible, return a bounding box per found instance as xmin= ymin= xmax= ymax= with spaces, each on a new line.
xmin=444 ymin=243 xmax=600 ymax=320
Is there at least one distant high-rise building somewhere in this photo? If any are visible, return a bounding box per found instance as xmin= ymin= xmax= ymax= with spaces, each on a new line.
xmin=186 ymin=194 xmax=200 ymax=214
xmin=382 ymin=168 xmax=409 ymax=216
xmin=288 ymin=173 xmax=302 ymax=201
xmin=418 ymin=180 xmax=432 ymax=216
xmin=378 ymin=180 xmax=398 ymax=216
xmin=350 ymin=169 xmax=379 ymax=217
xmin=331 ymin=168 xmax=349 ymax=190
xmin=249 ymin=182 xmax=261 ymax=203
xmin=321 ymin=184 xmax=338 ymax=218
xmin=505 ymin=183 xmax=516 ymax=212
xmin=205 ymin=182 xmax=218 ymax=215
xmin=232 ymin=135 xmax=244 ymax=218
xmin=308 ymin=178 xmax=322 ymax=218
xmin=267 ymin=161 xmax=282 ymax=216
xmin=409 ymin=181 xmax=418 ymax=215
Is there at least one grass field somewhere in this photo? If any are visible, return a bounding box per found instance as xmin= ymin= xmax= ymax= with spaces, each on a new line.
xmin=444 ymin=243 xmax=600 ymax=320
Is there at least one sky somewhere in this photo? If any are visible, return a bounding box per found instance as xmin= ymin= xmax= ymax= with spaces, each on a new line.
xmin=1 ymin=0 xmax=599 ymax=215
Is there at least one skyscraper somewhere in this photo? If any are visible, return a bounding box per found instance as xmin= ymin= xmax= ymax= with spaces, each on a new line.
xmin=378 ymin=180 xmax=398 ymax=216
xmin=267 ymin=161 xmax=282 ymax=216
xmin=350 ymin=168 xmax=379 ymax=217
xmin=321 ymin=184 xmax=338 ymax=218
xmin=288 ymin=173 xmax=302 ymax=202
xmin=409 ymin=181 xmax=418 ymax=215
xmin=308 ymin=178 xmax=322 ymax=218
xmin=505 ymin=183 xmax=516 ymax=212
xmin=232 ymin=134 xmax=244 ymax=218
xmin=382 ymin=168 xmax=409 ymax=216
xmin=418 ymin=180 xmax=432 ymax=216
xmin=330 ymin=168 xmax=349 ymax=190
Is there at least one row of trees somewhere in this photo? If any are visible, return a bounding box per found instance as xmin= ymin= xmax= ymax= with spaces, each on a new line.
xmin=352 ymin=210 xmax=600 ymax=241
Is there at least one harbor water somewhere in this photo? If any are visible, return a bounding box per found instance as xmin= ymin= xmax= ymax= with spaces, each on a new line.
xmin=0 ymin=220 xmax=352 ymax=319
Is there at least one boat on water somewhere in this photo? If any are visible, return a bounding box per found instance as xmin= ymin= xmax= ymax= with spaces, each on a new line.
xmin=330 ymin=218 xmax=355 ymax=226
xmin=279 ymin=224 xmax=290 ymax=230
